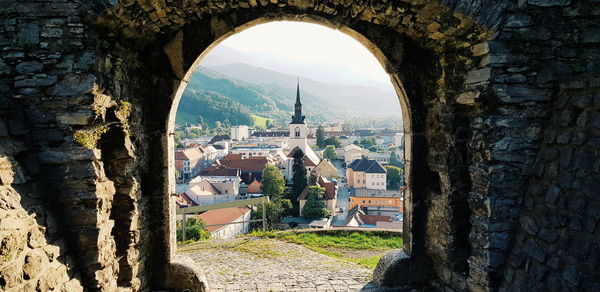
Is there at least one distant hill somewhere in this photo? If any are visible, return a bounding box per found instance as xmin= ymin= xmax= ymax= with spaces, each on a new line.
xmin=175 ymin=65 xmax=403 ymax=128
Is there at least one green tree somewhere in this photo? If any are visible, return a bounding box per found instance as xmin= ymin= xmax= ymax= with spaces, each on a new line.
xmin=360 ymin=137 xmax=376 ymax=148
xmin=323 ymin=145 xmax=337 ymax=160
xmin=265 ymin=120 xmax=272 ymax=129
xmin=390 ymin=151 xmax=400 ymax=167
xmin=289 ymin=149 xmax=307 ymax=213
xmin=385 ymin=165 xmax=403 ymax=189
xmin=176 ymin=218 xmax=211 ymax=242
xmin=261 ymin=164 xmax=286 ymax=199
xmin=251 ymin=198 xmax=293 ymax=230
xmin=368 ymin=146 xmax=378 ymax=152
xmin=308 ymin=170 xmax=318 ymax=185
xmin=301 ymin=186 xmax=331 ymax=218
xmin=324 ymin=136 xmax=341 ymax=148
xmin=316 ymin=125 xmax=326 ymax=148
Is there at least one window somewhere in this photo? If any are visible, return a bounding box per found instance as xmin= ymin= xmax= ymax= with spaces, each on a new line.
xmin=295 ymin=127 xmax=300 ymax=138
xmin=368 ymin=200 xmax=371 ymax=204
xmin=362 ymin=200 xmax=365 ymax=203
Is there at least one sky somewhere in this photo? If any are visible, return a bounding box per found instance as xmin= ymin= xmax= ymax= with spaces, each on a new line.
xmin=209 ymin=21 xmax=393 ymax=88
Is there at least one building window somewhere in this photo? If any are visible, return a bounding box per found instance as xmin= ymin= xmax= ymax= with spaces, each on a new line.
xmin=368 ymin=200 xmax=371 ymax=204
xmin=295 ymin=127 xmax=300 ymax=138
xmin=362 ymin=200 xmax=365 ymax=203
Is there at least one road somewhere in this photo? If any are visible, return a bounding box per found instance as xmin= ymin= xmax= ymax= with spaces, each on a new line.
xmin=332 ymin=160 xmax=350 ymax=226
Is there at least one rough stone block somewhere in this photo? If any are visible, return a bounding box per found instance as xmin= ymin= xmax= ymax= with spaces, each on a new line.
xmin=563 ymin=265 xmax=581 ymax=286
xmin=23 ymin=250 xmax=47 ymax=280
xmin=527 ymin=0 xmax=570 ymax=6
xmin=524 ymin=239 xmax=546 ymax=262
xmin=56 ymin=111 xmax=93 ymax=125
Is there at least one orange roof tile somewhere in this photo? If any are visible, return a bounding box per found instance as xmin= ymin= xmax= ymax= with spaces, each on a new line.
xmin=197 ymin=207 xmax=251 ymax=233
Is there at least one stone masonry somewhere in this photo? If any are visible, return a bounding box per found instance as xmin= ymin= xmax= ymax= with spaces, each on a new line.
xmin=0 ymin=0 xmax=599 ymax=291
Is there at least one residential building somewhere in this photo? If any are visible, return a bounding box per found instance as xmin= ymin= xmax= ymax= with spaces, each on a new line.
xmin=174 ymin=147 xmax=204 ymax=180
xmin=209 ymin=135 xmax=230 ymax=144
xmin=349 ymin=188 xmax=403 ymax=210
xmin=298 ymin=176 xmax=337 ymax=217
xmin=313 ymin=159 xmax=338 ymax=178
xmin=194 ymin=168 xmax=241 ymax=195
xmin=343 ymin=144 xmax=369 ymax=164
xmin=368 ymin=152 xmax=391 ymax=165
xmin=346 ymin=157 xmax=387 ymax=190
xmin=344 ymin=206 xmax=402 ymax=230
xmin=212 ymin=141 xmax=229 ymax=158
xmin=231 ymin=125 xmax=250 ymax=141
xmin=230 ymin=146 xmax=280 ymax=159
xmin=198 ymin=207 xmax=251 ymax=239
xmin=208 ymin=153 xmax=274 ymax=184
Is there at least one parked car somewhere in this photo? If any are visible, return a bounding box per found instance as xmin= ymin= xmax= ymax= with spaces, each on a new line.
xmin=338 ymin=207 xmax=345 ymax=213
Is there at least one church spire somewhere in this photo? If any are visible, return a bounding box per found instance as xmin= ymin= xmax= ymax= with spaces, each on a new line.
xmin=295 ymin=76 xmax=301 ymax=106
xmin=291 ymin=77 xmax=305 ymax=124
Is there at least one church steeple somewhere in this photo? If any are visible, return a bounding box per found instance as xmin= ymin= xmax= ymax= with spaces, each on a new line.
xmin=291 ymin=77 xmax=305 ymax=124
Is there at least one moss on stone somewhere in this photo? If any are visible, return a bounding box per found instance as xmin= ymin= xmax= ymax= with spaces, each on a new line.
xmin=73 ymin=126 xmax=108 ymax=149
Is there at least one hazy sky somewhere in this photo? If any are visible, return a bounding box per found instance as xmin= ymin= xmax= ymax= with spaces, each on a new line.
xmin=215 ymin=21 xmax=392 ymax=87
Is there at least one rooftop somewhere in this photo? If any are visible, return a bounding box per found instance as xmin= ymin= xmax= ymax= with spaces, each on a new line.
xmin=350 ymin=188 xmax=403 ymax=198
xmin=197 ymin=206 xmax=251 ymax=233
xmin=347 ymin=157 xmax=386 ymax=173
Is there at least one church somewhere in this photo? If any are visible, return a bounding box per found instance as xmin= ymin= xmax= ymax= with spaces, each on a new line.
xmin=284 ymin=80 xmax=321 ymax=182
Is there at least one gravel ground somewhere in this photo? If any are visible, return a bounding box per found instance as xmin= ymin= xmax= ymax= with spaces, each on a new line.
xmin=178 ymin=237 xmax=383 ymax=291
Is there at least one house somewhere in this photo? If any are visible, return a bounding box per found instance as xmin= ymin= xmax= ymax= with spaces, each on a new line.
xmin=349 ymin=188 xmax=403 ymax=211
xmin=344 ymin=205 xmax=401 ymax=230
xmin=247 ymin=180 xmax=261 ymax=194
xmin=298 ymin=176 xmax=337 ymax=217
xmin=174 ymin=147 xmax=205 ymax=180
xmin=211 ymin=141 xmax=229 ymax=158
xmin=346 ymin=157 xmax=387 ymax=190
xmin=343 ymin=144 xmax=369 ymax=164
xmin=280 ymin=217 xmax=332 ymax=229
xmin=313 ymin=159 xmax=338 ymax=178
xmin=194 ymin=168 xmax=241 ymax=195
xmin=209 ymin=135 xmax=230 ymax=144
xmin=208 ymin=153 xmax=274 ymax=184
xmin=198 ymin=207 xmax=251 ymax=239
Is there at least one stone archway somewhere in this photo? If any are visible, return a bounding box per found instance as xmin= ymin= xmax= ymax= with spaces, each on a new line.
xmin=90 ymin=4 xmax=492 ymax=290
xmin=4 ymin=0 xmax=598 ymax=291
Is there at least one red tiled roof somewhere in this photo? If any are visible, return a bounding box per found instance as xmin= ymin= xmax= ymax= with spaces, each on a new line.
xmin=197 ymin=207 xmax=251 ymax=233
xmin=247 ymin=180 xmax=261 ymax=193
xmin=203 ymin=168 xmax=240 ymax=177
xmin=175 ymin=147 xmax=203 ymax=161
xmin=318 ymin=176 xmax=337 ymax=200
xmin=359 ymin=214 xmax=391 ymax=225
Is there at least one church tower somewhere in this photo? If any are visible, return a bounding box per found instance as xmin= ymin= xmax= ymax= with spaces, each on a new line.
xmin=289 ymin=79 xmax=309 ymax=152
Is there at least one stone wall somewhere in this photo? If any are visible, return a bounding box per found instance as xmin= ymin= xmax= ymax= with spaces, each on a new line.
xmin=0 ymin=0 xmax=598 ymax=291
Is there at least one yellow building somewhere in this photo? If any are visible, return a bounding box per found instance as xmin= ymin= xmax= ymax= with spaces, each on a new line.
xmin=349 ymin=188 xmax=403 ymax=212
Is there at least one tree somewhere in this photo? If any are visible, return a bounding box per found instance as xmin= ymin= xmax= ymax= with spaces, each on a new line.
xmin=360 ymin=137 xmax=376 ymax=149
xmin=324 ymin=136 xmax=341 ymax=148
xmin=301 ymin=186 xmax=331 ymax=218
xmin=323 ymin=145 xmax=337 ymax=160
xmin=308 ymin=170 xmax=318 ymax=185
xmin=289 ymin=149 xmax=307 ymax=213
xmin=368 ymin=146 xmax=378 ymax=152
xmin=265 ymin=120 xmax=272 ymax=129
xmin=385 ymin=165 xmax=403 ymax=190
xmin=316 ymin=125 xmax=325 ymax=148
xmin=251 ymin=199 xmax=293 ymax=230
xmin=390 ymin=151 xmax=400 ymax=167
xmin=176 ymin=218 xmax=211 ymax=242
xmin=261 ymin=164 xmax=286 ymax=199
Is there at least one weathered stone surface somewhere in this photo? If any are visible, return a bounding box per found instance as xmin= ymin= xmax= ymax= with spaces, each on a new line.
xmin=1 ymin=0 xmax=599 ymax=291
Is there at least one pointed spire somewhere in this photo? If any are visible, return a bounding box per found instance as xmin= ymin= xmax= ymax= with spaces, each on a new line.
xmin=295 ymin=76 xmax=301 ymax=105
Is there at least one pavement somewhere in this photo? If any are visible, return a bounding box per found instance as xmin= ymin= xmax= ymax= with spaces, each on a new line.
xmin=180 ymin=237 xmax=381 ymax=291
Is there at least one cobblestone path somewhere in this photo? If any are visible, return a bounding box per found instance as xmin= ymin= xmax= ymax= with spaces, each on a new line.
xmin=179 ymin=237 xmax=383 ymax=291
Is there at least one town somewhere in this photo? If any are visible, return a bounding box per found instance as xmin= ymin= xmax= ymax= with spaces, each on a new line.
xmin=174 ymin=82 xmax=405 ymax=240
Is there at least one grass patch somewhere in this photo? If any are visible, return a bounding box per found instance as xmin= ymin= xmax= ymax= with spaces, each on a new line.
xmin=250 ymin=114 xmax=273 ymax=128
xmin=248 ymin=230 xmax=402 ymax=270
xmin=249 ymin=230 xmax=402 ymax=250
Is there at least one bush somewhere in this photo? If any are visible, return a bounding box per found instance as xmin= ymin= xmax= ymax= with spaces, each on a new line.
xmin=176 ymin=218 xmax=211 ymax=242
